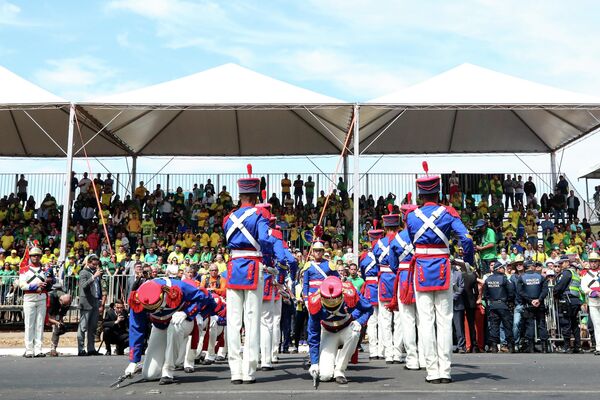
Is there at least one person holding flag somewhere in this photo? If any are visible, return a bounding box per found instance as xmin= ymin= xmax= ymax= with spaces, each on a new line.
xmin=19 ymin=245 xmax=55 ymax=357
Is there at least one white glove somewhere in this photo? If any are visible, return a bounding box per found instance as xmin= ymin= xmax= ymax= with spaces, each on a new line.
xmin=351 ymin=320 xmax=362 ymax=333
xmin=125 ymin=362 xmax=139 ymax=376
xmin=309 ymin=363 xmax=319 ymax=378
xmin=171 ymin=311 xmax=187 ymax=326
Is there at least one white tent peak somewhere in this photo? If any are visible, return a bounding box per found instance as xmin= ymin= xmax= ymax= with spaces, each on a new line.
xmin=369 ymin=63 xmax=600 ymax=105
xmin=89 ymin=63 xmax=345 ymax=105
xmin=0 ymin=65 xmax=66 ymax=104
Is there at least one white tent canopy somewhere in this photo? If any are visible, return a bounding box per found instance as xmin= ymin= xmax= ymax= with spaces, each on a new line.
xmin=360 ymin=63 xmax=600 ymax=154
xmin=79 ymin=63 xmax=354 ymax=157
xmin=580 ymin=162 xmax=600 ymax=180
xmin=0 ymin=65 xmax=130 ymax=157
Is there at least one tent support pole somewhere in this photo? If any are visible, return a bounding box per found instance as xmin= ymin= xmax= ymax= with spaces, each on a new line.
xmin=343 ymin=154 xmax=349 ymax=185
xmin=353 ymin=104 xmax=360 ymax=260
xmin=550 ymin=151 xmax=557 ymax=190
xmin=131 ymin=156 xmax=138 ymax=195
xmin=585 ymin=178 xmax=589 ymax=220
xmin=59 ymin=104 xmax=75 ymax=262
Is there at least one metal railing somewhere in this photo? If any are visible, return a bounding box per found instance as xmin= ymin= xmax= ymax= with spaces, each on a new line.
xmin=0 ymin=171 xmax=563 ymax=204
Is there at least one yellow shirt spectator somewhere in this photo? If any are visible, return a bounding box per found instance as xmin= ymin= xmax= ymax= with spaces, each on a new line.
xmin=210 ymin=232 xmax=221 ymax=248
xmin=5 ymin=253 xmax=21 ymax=270
xmin=198 ymin=233 xmax=210 ymax=247
xmin=115 ymin=249 xmax=127 ymax=263
xmin=168 ymin=250 xmax=184 ymax=263
xmin=127 ymin=217 xmax=141 ymax=234
xmin=1 ymin=233 xmax=14 ymax=250
xmin=73 ymin=238 xmax=90 ymax=252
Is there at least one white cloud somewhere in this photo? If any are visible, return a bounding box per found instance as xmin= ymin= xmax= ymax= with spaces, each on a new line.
xmin=33 ymin=56 xmax=145 ymax=101
xmin=0 ymin=0 xmax=20 ymax=25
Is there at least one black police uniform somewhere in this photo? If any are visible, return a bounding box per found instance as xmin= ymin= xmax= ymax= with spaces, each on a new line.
xmin=553 ymin=267 xmax=583 ymax=352
xmin=483 ymin=270 xmax=515 ymax=352
xmin=516 ymin=267 xmax=549 ymax=352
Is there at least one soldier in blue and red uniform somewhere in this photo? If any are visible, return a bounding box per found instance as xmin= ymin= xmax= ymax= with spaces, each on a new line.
xmin=307 ymin=276 xmax=373 ymax=384
xmin=125 ymin=278 xmax=224 ymax=385
xmin=302 ymin=239 xmax=338 ymax=300
xmin=271 ymin=224 xmax=298 ymax=363
xmin=405 ymin=164 xmax=474 ymax=384
xmin=223 ymin=166 xmax=272 ymax=384
xmin=387 ymin=195 xmax=424 ymax=371
xmin=373 ymin=208 xmax=403 ymax=364
xmin=359 ymin=221 xmax=384 ymax=360
xmin=260 ymin=213 xmax=291 ymax=371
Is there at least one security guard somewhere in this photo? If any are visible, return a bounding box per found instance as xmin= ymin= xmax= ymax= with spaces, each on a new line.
xmin=553 ymin=255 xmax=584 ymax=353
xmin=516 ymin=260 xmax=549 ymax=353
xmin=483 ymin=263 xmax=515 ymax=353
xmin=405 ymin=165 xmax=474 ymax=384
xmin=359 ymin=223 xmax=384 ymax=359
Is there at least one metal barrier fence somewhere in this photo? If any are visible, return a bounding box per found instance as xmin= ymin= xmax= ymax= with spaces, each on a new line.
xmin=0 ymin=171 xmax=562 ymax=204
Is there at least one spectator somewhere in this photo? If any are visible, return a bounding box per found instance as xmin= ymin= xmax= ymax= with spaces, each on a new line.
xmin=77 ymin=254 xmax=104 ymax=356
xmin=305 ymin=176 xmax=315 ymax=205
xmin=47 ymin=289 xmax=72 ymax=357
xmin=78 ymin=172 xmax=92 ymax=198
xmin=556 ymin=175 xmax=569 ymax=196
xmin=451 ymin=265 xmax=465 ymax=353
xmin=281 ymin=173 xmax=291 ymax=200
xmin=204 ymin=179 xmax=215 ymax=196
xmin=347 ymin=263 xmax=364 ymax=292
xmin=200 ymin=263 xmax=226 ymax=297
xmin=566 ymin=190 xmax=580 ymax=222
xmin=474 ymin=219 xmax=496 ymax=274
xmin=102 ymin=299 xmax=129 ymax=356
xmin=16 ymin=174 xmax=27 ymax=205
xmin=503 ymin=174 xmax=515 ymax=209
xmin=293 ymin=175 xmax=304 ymax=207
xmin=449 ymin=171 xmax=460 ymax=198
xmin=515 ymin=175 xmax=525 ymax=206
xmin=134 ymin=181 xmax=148 ymax=209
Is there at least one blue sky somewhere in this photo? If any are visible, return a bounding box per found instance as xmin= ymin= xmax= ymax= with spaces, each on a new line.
xmin=1 ymin=0 xmax=600 ymax=199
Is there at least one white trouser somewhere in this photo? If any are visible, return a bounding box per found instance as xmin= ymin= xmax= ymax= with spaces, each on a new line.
xmin=415 ymin=288 xmax=453 ymax=380
xmin=272 ymin=298 xmax=282 ymax=360
xmin=23 ymin=298 xmax=46 ymax=355
xmin=378 ymin=301 xmax=402 ymax=361
xmin=367 ymin=306 xmax=382 ymax=357
xmin=227 ymin=273 xmax=264 ymax=381
xmin=260 ymin=298 xmax=275 ymax=367
xmin=206 ymin=318 xmax=226 ymax=361
xmin=589 ymin=305 xmax=600 ymax=352
xmin=183 ymin=315 xmax=205 ymax=369
xmin=399 ymin=301 xmax=422 ymax=369
xmin=319 ymin=324 xmax=361 ymax=381
xmin=143 ymin=319 xmax=194 ymax=380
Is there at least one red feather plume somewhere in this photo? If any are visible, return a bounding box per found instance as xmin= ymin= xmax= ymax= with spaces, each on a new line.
xmin=422 ymin=161 xmax=429 ymax=176
xmin=246 ymin=163 xmax=253 ymax=176
xmin=406 ymin=192 xmax=412 ymax=204
xmin=372 ymin=219 xmax=378 ymax=229
xmin=261 ymin=189 xmax=267 ymax=202
xmin=314 ymin=224 xmax=323 ymax=239
xmin=387 ymin=203 xmax=394 ymax=214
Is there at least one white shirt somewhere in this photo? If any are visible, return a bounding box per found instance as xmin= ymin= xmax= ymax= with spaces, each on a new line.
xmin=582 ymin=269 xmax=600 ymax=306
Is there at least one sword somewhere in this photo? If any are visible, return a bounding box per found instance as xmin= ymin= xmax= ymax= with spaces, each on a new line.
xmin=110 ymin=366 xmax=141 ymax=389
xmin=313 ymin=371 xmax=319 ymax=390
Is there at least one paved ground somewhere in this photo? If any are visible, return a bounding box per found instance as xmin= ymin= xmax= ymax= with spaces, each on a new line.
xmin=0 ymin=352 xmax=597 ymax=400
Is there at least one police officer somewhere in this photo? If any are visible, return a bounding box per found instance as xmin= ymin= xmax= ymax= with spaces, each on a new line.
xmin=516 ymin=260 xmax=549 ymax=353
xmin=553 ymin=255 xmax=583 ymax=353
xmin=359 ymin=224 xmax=384 ymax=359
xmin=373 ymin=209 xmax=403 ymax=364
xmin=483 ymin=263 xmax=515 ymax=353
xmin=223 ymin=166 xmax=273 ymax=383
xmin=406 ymin=166 xmax=474 ymax=384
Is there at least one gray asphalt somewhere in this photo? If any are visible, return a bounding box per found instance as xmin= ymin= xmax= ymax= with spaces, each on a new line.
xmin=0 ymin=352 xmax=596 ymax=400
